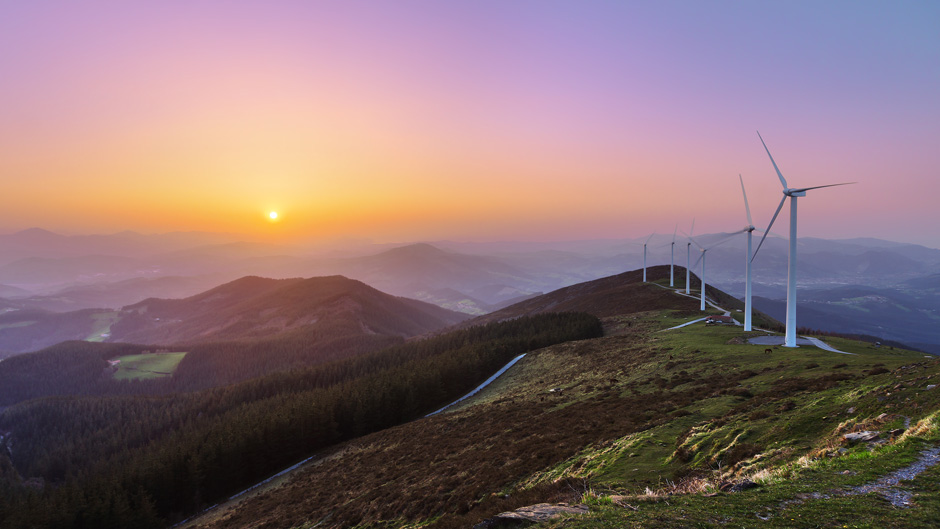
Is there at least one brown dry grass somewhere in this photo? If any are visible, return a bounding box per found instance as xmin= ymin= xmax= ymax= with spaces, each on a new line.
xmin=190 ymin=311 xmax=754 ymax=529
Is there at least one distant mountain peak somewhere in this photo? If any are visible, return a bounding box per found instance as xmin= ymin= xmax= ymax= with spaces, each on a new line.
xmin=385 ymin=243 xmax=447 ymax=256
xmin=13 ymin=227 xmax=61 ymax=238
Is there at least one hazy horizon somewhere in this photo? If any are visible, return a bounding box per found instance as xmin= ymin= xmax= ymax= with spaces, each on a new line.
xmin=3 ymin=225 xmax=940 ymax=252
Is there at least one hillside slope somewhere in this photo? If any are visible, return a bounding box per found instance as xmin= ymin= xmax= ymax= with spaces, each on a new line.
xmin=185 ymin=268 xmax=940 ymax=529
xmin=0 ymin=308 xmax=118 ymax=354
xmin=108 ymin=275 xmax=468 ymax=345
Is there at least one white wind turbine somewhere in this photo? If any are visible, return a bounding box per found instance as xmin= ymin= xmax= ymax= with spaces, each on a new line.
xmin=688 ymin=231 xmax=740 ymax=312
xmin=669 ymin=225 xmax=678 ymax=287
xmin=739 ymin=175 xmax=755 ymax=331
xmin=642 ymin=232 xmax=655 ymax=282
xmin=688 ymin=237 xmax=711 ymax=311
xmin=685 ymin=219 xmax=695 ymax=294
xmin=751 ymin=132 xmax=854 ymax=347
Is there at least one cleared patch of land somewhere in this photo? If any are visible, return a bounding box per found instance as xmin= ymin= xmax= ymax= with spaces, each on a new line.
xmin=85 ymin=311 xmax=120 ymax=342
xmin=112 ymin=352 xmax=186 ymax=380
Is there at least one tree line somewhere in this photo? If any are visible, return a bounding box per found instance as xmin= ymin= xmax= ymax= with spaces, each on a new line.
xmin=0 ymin=312 xmax=603 ymax=528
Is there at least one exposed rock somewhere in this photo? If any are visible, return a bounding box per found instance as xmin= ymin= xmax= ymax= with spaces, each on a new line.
xmin=843 ymin=431 xmax=881 ymax=443
xmin=926 ymin=384 xmax=937 ymax=390
xmin=718 ymin=480 xmax=758 ymax=493
xmin=474 ymin=503 xmax=589 ymax=528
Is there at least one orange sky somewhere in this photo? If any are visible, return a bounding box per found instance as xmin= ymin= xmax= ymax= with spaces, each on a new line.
xmin=1 ymin=2 xmax=938 ymax=245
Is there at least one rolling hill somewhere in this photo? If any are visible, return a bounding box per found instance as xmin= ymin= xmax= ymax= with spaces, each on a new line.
xmin=0 ymin=275 xmax=469 ymax=357
xmin=109 ymin=275 xmax=468 ymax=345
xmin=0 ymin=308 xmax=118 ymax=354
xmin=1 ymin=266 xmax=939 ymax=528
xmin=173 ymin=266 xmax=940 ymax=529
xmin=5 ymin=275 xmax=223 ymax=312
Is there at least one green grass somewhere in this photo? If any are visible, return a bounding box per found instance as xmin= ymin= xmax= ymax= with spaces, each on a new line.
xmin=521 ymin=316 xmax=940 ymax=528
xmin=112 ymin=352 xmax=187 ymax=380
xmin=86 ymin=311 xmax=120 ymax=342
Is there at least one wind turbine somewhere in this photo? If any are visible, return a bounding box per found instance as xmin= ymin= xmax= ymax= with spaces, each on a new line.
xmin=642 ymin=233 xmax=655 ymax=282
xmin=739 ymin=175 xmax=755 ymax=331
xmin=751 ymin=132 xmax=853 ymax=347
xmin=669 ymin=225 xmax=678 ymax=287
xmin=688 ymin=237 xmax=711 ymax=311
xmin=688 ymin=231 xmax=740 ymax=312
xmin=685 ymin=219 xmax=695 ymax=295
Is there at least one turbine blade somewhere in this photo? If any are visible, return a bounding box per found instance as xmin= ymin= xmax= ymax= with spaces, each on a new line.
xmin=739 ymin=174 xmax=753 ymax=227
xmin=646 ymin=232 xmax=655 ymax=244
xmin=757 ymin=131 xmax=788 ymax=190
xmin=672 ymin=224 xmax=677 ymax=244
xmin=790 ymin=182 xmax=856 ymax=193
xmin=708 ymin=230 xmax=744 ymax=250
xmin=690 ymin=218 xmax=695 ymax=238
xmin=752 ymin=195 xmax=787 ymax=261
xmin=693 ymin=250 xmax=705 ymax=269
xmin=688 ymin=234 xmax=705 ymax=251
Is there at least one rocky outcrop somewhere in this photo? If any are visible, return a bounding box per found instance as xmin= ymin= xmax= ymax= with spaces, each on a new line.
xmin=473 ymin=503 xmax=589 ymax=528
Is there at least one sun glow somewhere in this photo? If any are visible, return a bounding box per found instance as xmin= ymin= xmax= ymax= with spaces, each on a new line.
xmin=269 ymin=211 xmax=278 ymax=220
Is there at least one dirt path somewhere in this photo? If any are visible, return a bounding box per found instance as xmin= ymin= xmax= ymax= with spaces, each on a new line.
xmin=780 ymin=445 xmax=940 ymax=510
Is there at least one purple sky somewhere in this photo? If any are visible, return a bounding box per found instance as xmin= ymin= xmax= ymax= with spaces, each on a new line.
xmin=1 ymin=1 xmax=938 ymax=245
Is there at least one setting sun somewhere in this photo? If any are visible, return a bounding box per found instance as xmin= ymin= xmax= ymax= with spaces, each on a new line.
xmin=269 ymin=211 xmax=278 ymax=220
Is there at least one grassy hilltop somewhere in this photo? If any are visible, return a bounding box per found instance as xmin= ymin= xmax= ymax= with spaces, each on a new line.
xmin=187 ymin=266 xmax=940 ymax=529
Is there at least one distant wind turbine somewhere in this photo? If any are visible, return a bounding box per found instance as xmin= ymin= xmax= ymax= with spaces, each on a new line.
xmin=688 ymin=237 xmax=710 ymax=311
xmin=739 ymin=175 xmax=755 ymax=331
xmin=688 ymin=230 xmax=739 ymax=312
xmin=643 ymin=232 xmax=655 ymax=282
xmin=751 ymin=132 xmax=854 ymax=347
xmin=670 ymin=225 xmax=678 ymax=287
xmin=685 ymin=219 xmax=695 ymax=295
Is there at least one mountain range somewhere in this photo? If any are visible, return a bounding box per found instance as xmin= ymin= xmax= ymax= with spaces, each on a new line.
xmin=1 ymin=228 xmax=938 ymax=355
xmin=1 ymin=263 xmax=939 ymax=528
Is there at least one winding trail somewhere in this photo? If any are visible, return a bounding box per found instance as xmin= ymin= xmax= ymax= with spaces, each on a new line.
xmin=425 ymin=353 xmax=527 ymax=417
xmin=845 ymin=446 xmax=940 ymax=507
xmin=779 ymin=445 xmax=940 ymax=510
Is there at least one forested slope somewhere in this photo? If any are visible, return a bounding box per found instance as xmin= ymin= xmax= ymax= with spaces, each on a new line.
xmin=0 ymin=313 xmax=602 ymax=528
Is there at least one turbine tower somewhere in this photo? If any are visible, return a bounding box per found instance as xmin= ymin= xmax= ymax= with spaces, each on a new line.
xmin=739 ymin=175 xmax=755 ymax=331
xmin=642 ymin=233 xmax=654 ymax=282
xmin=670 ymin=225 xmax=677 ymax=287
xmin=685 ymin=219 xmax=695 ymax=295
xmin=688 ymin=231 xmax=740 ymax=312
xmin=688 ymin=237 xmax=709 ymax=311
xmin=751 ymin=132 xmax=853 ymax=347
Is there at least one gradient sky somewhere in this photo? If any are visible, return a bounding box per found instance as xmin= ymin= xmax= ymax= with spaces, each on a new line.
xmin=1 ymin=1 xmax=938 ymax=246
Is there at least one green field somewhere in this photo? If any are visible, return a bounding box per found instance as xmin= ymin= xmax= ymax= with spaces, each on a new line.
xmin=112 ymin=352 xmax=187 ymax=380
xmin=86 ymin=311 xmax=120 ymax=342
